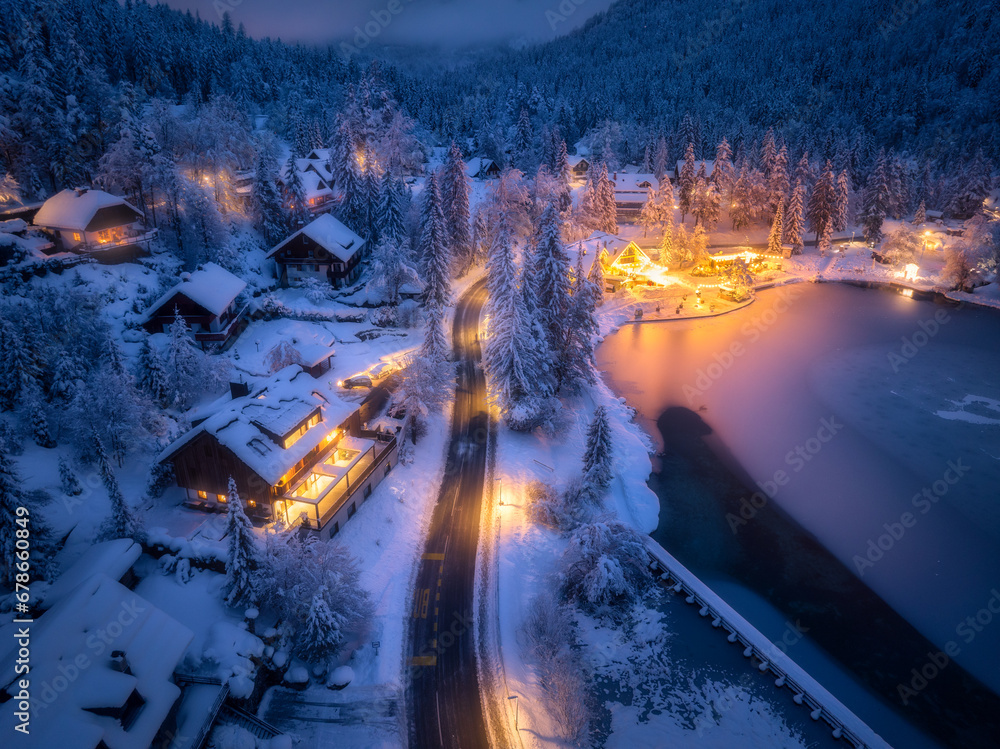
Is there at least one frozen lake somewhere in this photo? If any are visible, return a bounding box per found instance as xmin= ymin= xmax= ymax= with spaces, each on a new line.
xmin=596 ymin=282 xmax=1000 ymax=748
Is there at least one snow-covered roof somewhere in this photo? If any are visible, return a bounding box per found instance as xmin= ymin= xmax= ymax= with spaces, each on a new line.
xmin=33 ymin=188 xmax=144 ymax=232
xmin=568 ymin=155 xmax=589 ymax=168
xmin=465 ymin=157 xmax=499 ymax=178
xmin=676 ymin=159 xmax=715 ymax=178
xmin=281 ymin=161 xmax=334 ymax=196
xmin=566 ymin=231 xmax=635 ymax=277
xmin=0 ymin=574 xmax=192 ymax=749
xmin=307 ymin=148 xmax=331 ymax=162
xmin=40 ymin=540 xmax=142 ymax=610
xmin=612 ymin=173 xmax=659 ymax=195
xmin=268 ymin=214 xmax=366 ymax=264
xmin=159 ymin=365 xmax=355 ymax=486
xmin=143 ymin=262 xmax=246 ymax=321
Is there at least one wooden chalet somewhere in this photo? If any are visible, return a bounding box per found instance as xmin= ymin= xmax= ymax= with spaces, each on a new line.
xmin=159 ymin=365 xmax=398 ymax=539
xmin=612 ymin=173 xmax=659 ymax=218
xmin=567 ymin=231 xmax=656 ymax=292
xmin=465 ymin=157 xmax=501 ymax=180
xmin=267 ymin=214 xmax=368 ymax=289
xmin=141 ymin=262 xmax=248 ymax=349
xmin=568 ymin=155 xmax=590 ymax=179
xmin=32 ymin=187 xmax=158 ymax=259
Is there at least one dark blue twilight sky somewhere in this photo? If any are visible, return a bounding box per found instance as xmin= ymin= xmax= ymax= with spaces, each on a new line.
xmin=161 ymin=0 xmax=614 ymax=47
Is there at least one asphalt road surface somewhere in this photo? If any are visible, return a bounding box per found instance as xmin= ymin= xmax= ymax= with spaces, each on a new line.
xmin=406 ymin=279 xmax=491 ymax=749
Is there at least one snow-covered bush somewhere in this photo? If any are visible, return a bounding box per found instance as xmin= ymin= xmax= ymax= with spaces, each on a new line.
xmin=520 ymin=592 xmax=591 ymax=743
xmin=262 ymin=534 xmax=374 ymax=662
xmin=560 ymin=520 xmax=651 ymax=615
xmin=525 ymin=481 xmax=568 ymax=530
xmin=722 ymin=258 xmax=755 ymax=301
xmin=370 ymin=305 xmax=399 ymax=328
xmin=144 ymin=460 xmax=175 ymax=500
xmin=880 ymin=226 xmax=923 ymax=265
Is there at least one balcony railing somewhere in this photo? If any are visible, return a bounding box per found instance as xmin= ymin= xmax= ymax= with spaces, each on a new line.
xmin=292 ymin=435 xmax=397 ymax=532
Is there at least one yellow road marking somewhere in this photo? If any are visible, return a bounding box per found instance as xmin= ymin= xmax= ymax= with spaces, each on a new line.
xmin=423 ymin=553 xmax=445 ymax=560
xmin=409 ymin=656 xmax=437 ymax=666
xmin=432 ymin=639 xmax=437 ymax=648
xmin=433 ymin=622 xmax=438 ymax=632
xmin=437 ymin=579 xmax=442 ymax=586
xmin=434 ymin=607 xmax=439 ymax=616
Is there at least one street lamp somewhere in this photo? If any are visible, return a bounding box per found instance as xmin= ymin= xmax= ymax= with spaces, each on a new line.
xmin=508 ymin=695 xmax=519 ymax=729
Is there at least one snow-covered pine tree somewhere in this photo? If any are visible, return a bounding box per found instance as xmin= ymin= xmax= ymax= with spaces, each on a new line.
xmin=807 ymin=160 xmax=837 ymax=246
xmin=861 ymin=151 xmax=892 ymax=244
xmin=770 ymin=144 xmax=790 ymax=211
xmin=360 ymin=147 xmax=383 ymax=242
xmin=484 ymin=218 xmax=543 ymax=424
xmin=0 ymin=439 xmax=27 ymax=588
xmin=223 ymin=477 xmax=264 ymax=608
xmin=767 ymin=200 xmax=784 ymax=255
xmin=418 ymin=170 xmax=453 ymax=311
xmin=729 ymin=166 xmax=752 ymax=230
xmin=690 ymin=224 xmax=709 ymax=268
xmin=0 ymin=319 xmax=40 ymax=411
xmin=784 ymin=180 xmax=806 ymax=254
xmin=366 ymin=234 xmax=420 ymax=307
xmin=296 ymin=589 xmax=345 ymax=662
xmin=94 ymin=433 xmax=144 ymax=542
xmin=281 ymin=157 xmax=310 ymax=231
xmin=692 ymin=175 xmax=720 ymax=228
xmin=653 ymin=136 xmax=669 ymax=180
xmin=594 ymin=163 xmax=618 ymax=234
xmin=59 ymin=456 xmax=83 ymax=497
xmin=49 ymin=350 xmax=82 ymax=404
xmin=914 ymin=200 xmax=927 ymax=225
xmin=588 ymin=250 xmax=606 ymax=304
xmin=583 ymin=406 xmax=614 ymax=490
xmin=712 ymin=138 xmax=736 ymax=198
xmin=137 ymin=336 xmax=170 ymax=406
xmin=659 ymin=211 xmax=676 ymax=264
xmin=251 ymin=138 xmax=286 ymax=244
xmin=441 ymin=142 xmax=473 ymax=276
xmin=793 ymin=152 xmax=813 ymax=190
xmin=378 ymin=174 xmax=409 ymax=245
xmin=534 ymin=203 xmax=571 ymax=377
xmin=639 ymin=186 xmax=661 ymax=236
xmin=834 ymin=169 xmax=851 ymax=232
xmin=563 ymin=254 xmax=598 ymax=393
xmin=761 ymin=128 xmax=777 ymax=180
xmin=27 ymin=388 xmax=55 ymax=448
xmin=679 ymin=142 xmax=697 ymax=222
xmin=553 ymin=135 xmax=573 ymax=212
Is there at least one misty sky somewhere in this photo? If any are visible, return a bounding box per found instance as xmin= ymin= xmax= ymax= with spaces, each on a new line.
xmin=164 ymin=0 xmax=614 ymax=47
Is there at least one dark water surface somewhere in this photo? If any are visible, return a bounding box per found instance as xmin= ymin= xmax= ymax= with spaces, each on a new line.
xmin=596 ymin=283 xmax=1000 ymax=748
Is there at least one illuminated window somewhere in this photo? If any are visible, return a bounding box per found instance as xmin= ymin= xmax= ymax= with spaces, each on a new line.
xmin=218 ymin=494 xmax=226 ymax=502
xmin=72 ymin=232 xmax=82 ymax=242
xmin=248 ymin=499 xmax=256 ymax=507
xmin=197 ymin=490 xmax=208 ymax=499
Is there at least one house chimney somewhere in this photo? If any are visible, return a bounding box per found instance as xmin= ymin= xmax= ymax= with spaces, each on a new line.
xmin=75 ymin=187 xmax=89 ymax=197
xmin=110 ymin=651 xmax=132 ymax=675
xmin=230 ymin=380 xmax=251 ymax=400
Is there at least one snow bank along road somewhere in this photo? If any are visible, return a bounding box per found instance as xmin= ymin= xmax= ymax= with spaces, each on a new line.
xmin=405 ymin=280 xmax=492 ymax=748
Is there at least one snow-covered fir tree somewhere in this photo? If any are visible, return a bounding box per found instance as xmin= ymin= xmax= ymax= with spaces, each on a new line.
xmin=767 ymin=200 xmax=784 ymax=255
xmin=94 ymin=433 xmax=144 ymax=542
xmin=861 ymin=151 xmax=892 ymax=244
xmin=296 ymin=589 xmax=345 ymax=663
xmin=583 ymin=406 xmax=614 ymax=490
xmin=418 ymin=170 xmax=453 ymax=311
xmin=223 ymin=477 xmax=264 ymax=608
xmin=366 ymin=234 xmax=420 ymax=307
xmin=0 ymin=439 xmax=23 ymax=587
xmin=834 ymin=169 xmax=851 ymax=231
xmin=807 ymin=160 xmax=837 ymax=245
xmin=441 ymin=142 xmax=473 ymax=276
xmin=784 ymin=180 xmax=806 ymax=254
xmin=593 ymin=162 xmax=618 ymax=234
xmin=712 ymin=137 xmax=736 ymax=198
xmin=678 ymin=142 xmax=697 ymax=222
xmin=563 ymin=254 xmax=599 ymax=393
xmin=533 ymin=203 xmax=571 ymax=380
xmin=59 ymin=456 xmax=83 ymax=497
xmin=137 ymin=336 xmax=170 ymax=406
xmin=484 ymin=218 xmax=546 ymax=426
xmin=914 ymin=199 xmax=927 ymax=225
xmin=250 ymin=137 xmax=286 ymax=244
